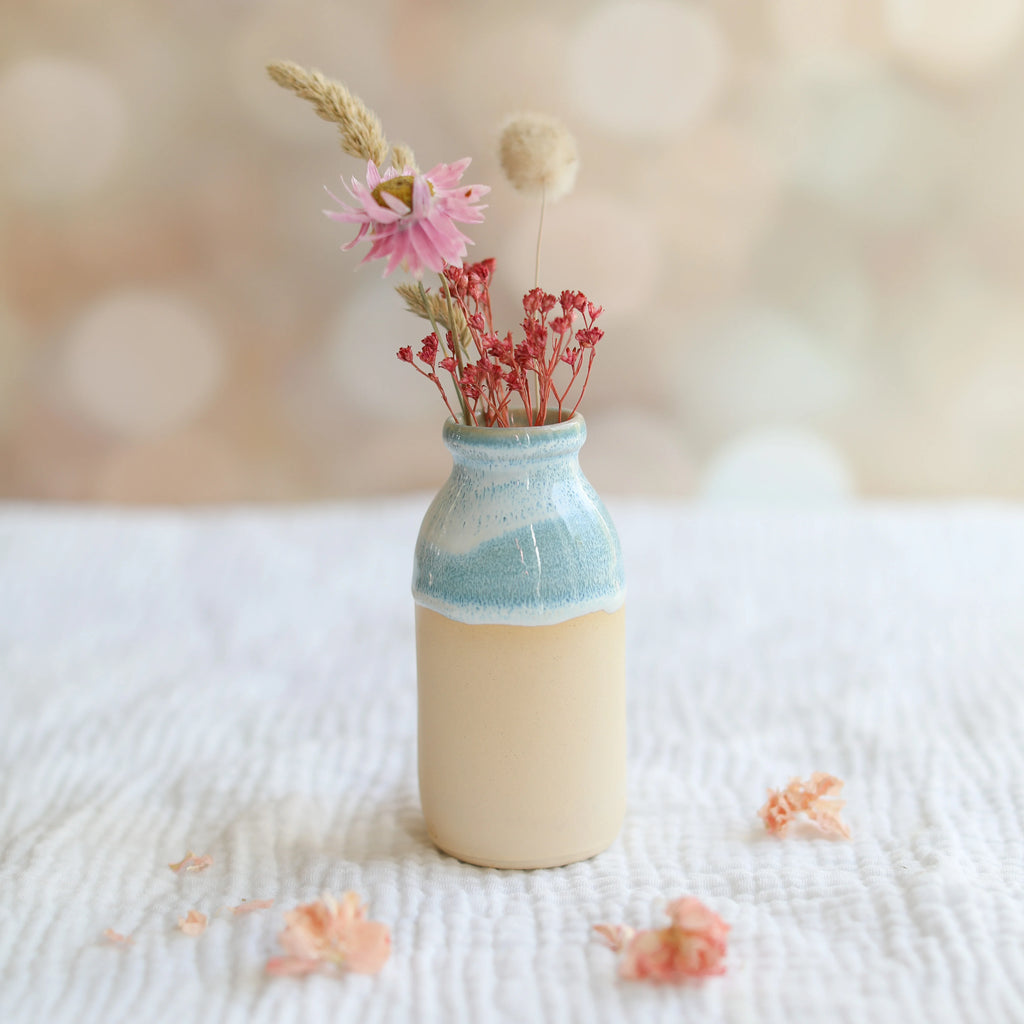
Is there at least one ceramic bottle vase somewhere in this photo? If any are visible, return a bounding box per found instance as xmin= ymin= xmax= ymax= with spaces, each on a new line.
xmin=413 ymin=413 xmax=626 ymax=869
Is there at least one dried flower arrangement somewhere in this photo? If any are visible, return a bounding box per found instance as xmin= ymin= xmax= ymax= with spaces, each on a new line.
xmin=267 ymin=61 xmax=603 ymax=427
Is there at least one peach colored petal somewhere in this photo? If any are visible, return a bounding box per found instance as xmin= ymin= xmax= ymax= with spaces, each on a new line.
xmin=341 ymin=920 xmax=391 ymax=975
xmin=594 ymin=923 xmax=636 ymax=953
xmin=177 ymin=909 xmax=207 ymax=936
xmin=758 ymin=789 xmax=797 ymax=835
xmin=230 ymin=899 xmax=274 ymax=915
xmin=266 ymin=956 xmax=323 ymax=976
xmin=599 ymin=898 xmax=729 ymax=983
xmin=666 ymin=897 xmax=731 ymax=945
xmin=103 ymin=928 xmax=133 ymax=944
xmin=267 ymin=891 xmax=390 ymax=978
xmin=169 ymin=850 xmax=213 ymax=873
xmin=807 ymin=801 xmax=852 ymax=839
xmin=759 ymin=773 xmax=851 ymax=838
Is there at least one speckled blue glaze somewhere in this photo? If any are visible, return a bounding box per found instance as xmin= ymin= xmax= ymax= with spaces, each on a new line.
xmin=412 ymin=414 xmax=625 ymax=626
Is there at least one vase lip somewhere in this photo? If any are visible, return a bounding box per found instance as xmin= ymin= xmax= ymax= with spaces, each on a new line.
xmin=443 ymin=410 xmax=585 ymax=442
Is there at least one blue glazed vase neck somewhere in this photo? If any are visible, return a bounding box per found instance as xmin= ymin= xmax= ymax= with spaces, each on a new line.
xmin=442 ymin=414 xmax=586 ymax=470
xmin=413 ymin=413 xmax=625 ymax=626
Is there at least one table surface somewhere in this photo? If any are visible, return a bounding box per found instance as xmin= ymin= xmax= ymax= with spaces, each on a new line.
xmin=1 ymin=500 xmax=1023 ymax=1024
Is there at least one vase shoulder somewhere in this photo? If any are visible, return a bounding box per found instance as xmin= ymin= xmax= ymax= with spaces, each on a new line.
xmin=412 ymin=415 xmax=625 ymax=626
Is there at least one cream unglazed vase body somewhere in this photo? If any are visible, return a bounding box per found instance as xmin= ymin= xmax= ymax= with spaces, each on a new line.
xmin=413 ymin=414 xmax=626 ymax=869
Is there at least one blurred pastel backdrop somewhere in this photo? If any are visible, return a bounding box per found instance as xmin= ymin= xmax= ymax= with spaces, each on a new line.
xmin=2 ymin=0 xmax=1023 ymax=503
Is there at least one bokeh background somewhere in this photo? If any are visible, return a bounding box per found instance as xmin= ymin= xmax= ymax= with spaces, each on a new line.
xmin=2 ymin=0 xmax=1023 ymax=503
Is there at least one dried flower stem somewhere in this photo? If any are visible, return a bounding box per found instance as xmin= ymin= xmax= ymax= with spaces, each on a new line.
xmin=534 ymin=186 xmax=546 ymax=291
xmin=418 ymin=281 xmax=469 ymax=423
xmin=267 ymin=60 xmax=393 ymax=168
xmin=441 ymin=281 xmax=468 ymax=379
xmin=396 ymin=283 xmax=469 ymax=349
xmin=532 ymin=187 xmax=547 ymax=413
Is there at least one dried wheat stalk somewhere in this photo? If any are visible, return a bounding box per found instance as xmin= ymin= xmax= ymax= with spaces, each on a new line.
xmin=396 ymin=283 xmax=470 ymax=349
xmin=267 ymin=60 xmax=395 ymax=167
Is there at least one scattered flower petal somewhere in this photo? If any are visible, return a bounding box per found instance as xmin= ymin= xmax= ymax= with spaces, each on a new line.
xmin=594 ymin=923 xmax=636 ymax=953
xmin=265 ymin=955 xmax=323 ymax=976
xmin=758 ymin=772 xmax=851 ymax=838
xmin=596 ymin=897 xmax=729 ymax=983
xmin=169 ymin=851 xmax=214 ymax=873
xmin=177 ymin=910 xmax=207 ymax=936
xmin=231 ymin=899 xmax=274 ymax=916
xmin=103 ymin=929 xmax=133 ymax=944
xmin=266 ymin=892 xmax=390 ymax=978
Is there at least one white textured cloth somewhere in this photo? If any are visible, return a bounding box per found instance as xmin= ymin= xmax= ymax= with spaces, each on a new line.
xmin=2 ymin=501 xmax=1023 ymax=1024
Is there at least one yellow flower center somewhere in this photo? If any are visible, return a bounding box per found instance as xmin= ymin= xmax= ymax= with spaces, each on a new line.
xmin=371 ymin=175 xmax=433 ymax=211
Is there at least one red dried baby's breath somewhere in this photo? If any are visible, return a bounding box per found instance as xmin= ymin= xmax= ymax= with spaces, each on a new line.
xmin=398 ymin=258 xmax=604 ymax=426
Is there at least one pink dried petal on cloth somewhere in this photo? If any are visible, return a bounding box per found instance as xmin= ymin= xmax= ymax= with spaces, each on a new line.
xmin=803 ymin=771 xmax=852 ymax=838
xmin=596 ymin=897 xmax=729 ymax=983
xmin=266 ymin=892 xmax=390 ymax=978
xmin=177 ymin=910 xmax=207 ymax=936
xmin=758 ymin=772 xmax=851 ymax=838
xmin=758 ymin=789 xmax=799 ymax=835
xmin=103 ymin=929 xmax=133 ymax=945
xmin=231 ymin=899 xmax=274 ymax=916
xmin=594 ymin=923 xmax=636 ymax=953
xmin=265 ymin=956 xmax=323 ymax=977
xmin=169 ymin=851 xmax=213 ymax=873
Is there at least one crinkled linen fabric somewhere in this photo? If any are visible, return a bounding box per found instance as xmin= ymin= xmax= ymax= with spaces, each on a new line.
xmin=1 ymin=502 xmax=1022 ymax=1024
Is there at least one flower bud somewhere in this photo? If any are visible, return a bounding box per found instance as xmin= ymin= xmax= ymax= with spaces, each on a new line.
xmin=498 ymin=113 xmax=579 ymax=201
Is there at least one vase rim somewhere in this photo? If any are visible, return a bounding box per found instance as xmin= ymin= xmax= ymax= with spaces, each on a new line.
xmin=443 ymin=411 xmax=584 ymax=440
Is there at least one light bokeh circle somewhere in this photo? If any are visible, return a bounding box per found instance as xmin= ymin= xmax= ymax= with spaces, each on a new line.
xmin=788 ymin=67 xmax=955 ymax=224
xmin=569 ymin=0 xmax=728 ymax=139
xmin=63 ymin=290 xmax=226 ymax=437
xmin=700 ymin=427 xmax=854 ymax=503
xmin=678 ymin=305 xmax=856 ymax=431
xmin=0 ymin=55 xmax=125 ymax=200
xmin=884 ymin=0 xmax=1024 ymax=79
xmin=324 ymin=280 xmax=442 ymax=423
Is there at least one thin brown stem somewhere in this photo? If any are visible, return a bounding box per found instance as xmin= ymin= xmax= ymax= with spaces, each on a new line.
xmin=569 ymin=350 xmax=596 ymax=418
xmin=534 ymin=186 xmax=546 ymax=290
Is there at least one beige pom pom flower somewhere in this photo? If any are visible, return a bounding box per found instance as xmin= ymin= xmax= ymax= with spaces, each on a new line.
xmin=498 ymin=113 xmax=579 ymax=201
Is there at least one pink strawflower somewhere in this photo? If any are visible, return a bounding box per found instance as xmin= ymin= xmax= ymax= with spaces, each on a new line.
xmin=596 ymin=898 xmax=730 ymax=983
xmin=266 ymin=892 xmax=390 ymax=977
xmin=325 ymin=158 xmax=489 ymax=277
xmin=102 ymin=928 xmax=132 ymax=945
xmin=177 ymin=910 xmax=207 ymax=936
xmin=758 ymin=772 xmax=851 ymax=838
